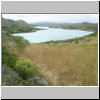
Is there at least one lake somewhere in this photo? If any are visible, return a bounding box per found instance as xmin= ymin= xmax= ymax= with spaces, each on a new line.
xmin=12 ymin=26 xmax=93 ymax=43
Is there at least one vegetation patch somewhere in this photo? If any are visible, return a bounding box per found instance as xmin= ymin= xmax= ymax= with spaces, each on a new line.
xmin=2 ymin=46 xmax=17 ymax=68
xmin=15 ymin=57 xmax=36 ymax=79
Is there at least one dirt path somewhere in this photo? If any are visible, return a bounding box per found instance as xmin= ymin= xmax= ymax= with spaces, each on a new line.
xmin=36 ymin=63 xmax=58 ymax=86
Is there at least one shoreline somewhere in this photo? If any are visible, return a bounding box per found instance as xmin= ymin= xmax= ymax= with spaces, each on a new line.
xmin=30 ymin=32 xmax=97 ymax=44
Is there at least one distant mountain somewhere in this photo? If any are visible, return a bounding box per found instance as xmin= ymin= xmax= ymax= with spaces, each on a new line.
xmin=32 ymin=22 xmax=72 ymax=26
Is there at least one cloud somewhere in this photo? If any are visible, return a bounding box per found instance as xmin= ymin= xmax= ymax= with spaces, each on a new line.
xmin=2 ymin=14 xmax=98 ymax=23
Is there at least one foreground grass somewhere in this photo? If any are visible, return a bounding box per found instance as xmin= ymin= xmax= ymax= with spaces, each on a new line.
xmin=21 ymin=36 xmax=98 ymax=86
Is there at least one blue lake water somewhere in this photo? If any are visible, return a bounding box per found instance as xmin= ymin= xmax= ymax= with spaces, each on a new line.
xmin=12 ymin=26 xmax=93 ymax=43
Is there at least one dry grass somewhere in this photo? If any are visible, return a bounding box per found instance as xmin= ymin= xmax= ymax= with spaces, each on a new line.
xmin=21 ymin=40 xmax=98 ymax=86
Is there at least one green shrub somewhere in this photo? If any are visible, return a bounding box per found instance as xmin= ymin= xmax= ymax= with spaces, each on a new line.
xmin=13 ymin=36 xmax=29 ymax=49
xmin=2 ymin=46 xmax=17 ymax=68
xmin=15 ymin=57 xmax=36 ymax=79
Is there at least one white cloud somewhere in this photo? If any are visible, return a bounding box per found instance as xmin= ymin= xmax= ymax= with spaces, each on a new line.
xmin=2 ymin=14 xmax=98 ymax=23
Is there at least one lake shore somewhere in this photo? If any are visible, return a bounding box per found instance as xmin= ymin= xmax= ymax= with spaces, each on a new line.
xmin=12 ymin=26 xmax=94 ymax=43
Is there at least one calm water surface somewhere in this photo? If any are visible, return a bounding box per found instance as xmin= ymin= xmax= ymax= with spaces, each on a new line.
xmin=12 ymin=26 xmax=93 ymax=43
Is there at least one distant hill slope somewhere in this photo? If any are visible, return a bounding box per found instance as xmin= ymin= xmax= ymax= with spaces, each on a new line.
xmin=32 ymin=22 xmax=98 ymax=32
xmin=59 ymin=22 xmax=98 ymax=32
xmin=2 ymin=18 xmax=39 ymax=33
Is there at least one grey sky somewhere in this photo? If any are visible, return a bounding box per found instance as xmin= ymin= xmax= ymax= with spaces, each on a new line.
xmin=2 ymin=14 xmax=98 ymax=23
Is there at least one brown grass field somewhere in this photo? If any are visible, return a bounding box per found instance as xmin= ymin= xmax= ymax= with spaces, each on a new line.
xmin=21 ymin=36 xmax=98 ymax=86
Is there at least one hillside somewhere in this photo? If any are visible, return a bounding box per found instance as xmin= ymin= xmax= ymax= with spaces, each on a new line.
xmin=21 ymin=34 xmax=98 ymax=86
xmin=58 ymin=22 xmax=98 ymax=32
xmin=2 ymin=18 xmax=40 ymax=33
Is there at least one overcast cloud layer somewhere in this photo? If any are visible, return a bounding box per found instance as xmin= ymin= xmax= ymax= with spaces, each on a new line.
xmin=2 ymin=14 xmax=98 ymax=23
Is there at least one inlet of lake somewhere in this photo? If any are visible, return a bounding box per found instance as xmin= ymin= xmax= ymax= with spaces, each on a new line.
xmin=12 ymin=26 xmax=93 ymax=43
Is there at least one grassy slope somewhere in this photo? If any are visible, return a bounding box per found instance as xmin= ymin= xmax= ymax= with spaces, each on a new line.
xmin=21 ymin=33 xmax=98 ymax=86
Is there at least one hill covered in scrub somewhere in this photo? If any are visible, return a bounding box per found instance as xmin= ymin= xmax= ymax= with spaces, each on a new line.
xmin=2 ymin=18 xmax=40 ymax=33
xmin=58 ymin=22 xmax=98 ymax=32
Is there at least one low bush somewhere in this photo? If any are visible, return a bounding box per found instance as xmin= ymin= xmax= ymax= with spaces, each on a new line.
xmin=13 ymin=36 xmax=29 ymax=51
xmin=15 ymin=57 xmax=36 ymax=79
xmin=2 ymin=46 xmax=17 ymax=68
